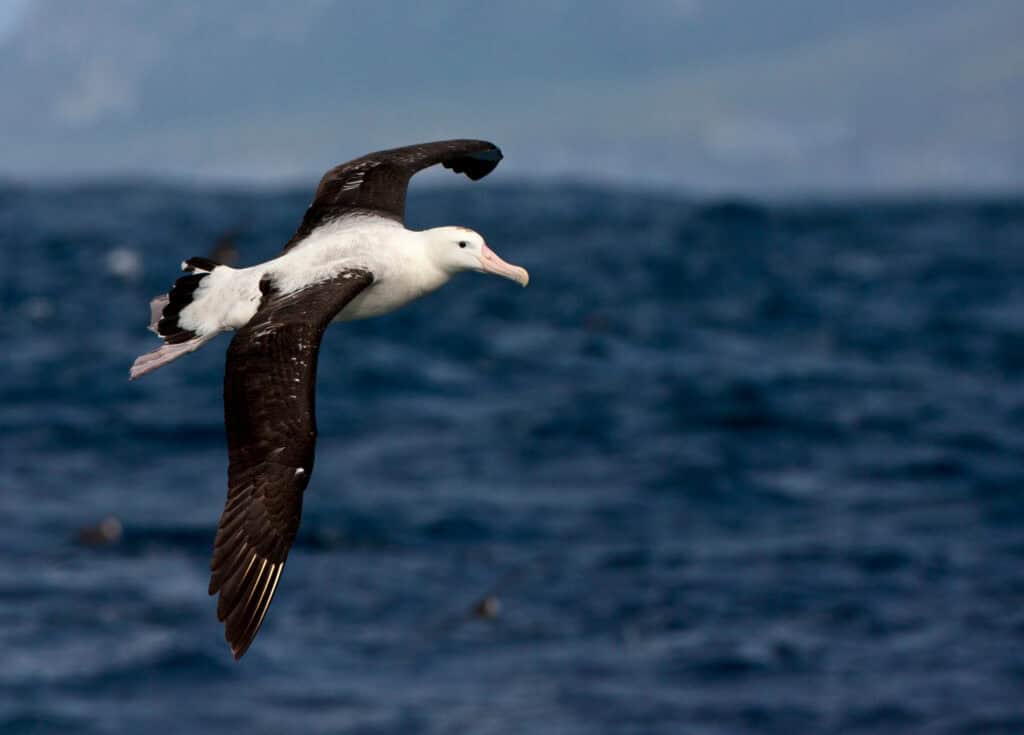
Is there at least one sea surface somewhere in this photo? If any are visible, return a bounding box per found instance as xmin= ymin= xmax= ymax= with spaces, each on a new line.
xmin=1 ymin=181 xmax=1023 ymax=734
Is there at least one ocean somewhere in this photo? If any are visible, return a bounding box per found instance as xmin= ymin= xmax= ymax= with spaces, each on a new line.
xmin=1 ymin=181 xmax=1022 ymax=734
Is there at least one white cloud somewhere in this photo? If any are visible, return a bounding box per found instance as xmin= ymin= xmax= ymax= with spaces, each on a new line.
xmin=703 ymin=119 xmax=851 ymax=164
xmin=53 ymin=57 xmax=135 ymax=126
xmin=0 ymin=0 xmax=32 ymax=42
xmin=0 ymin=0 xmax=1020 ymax=192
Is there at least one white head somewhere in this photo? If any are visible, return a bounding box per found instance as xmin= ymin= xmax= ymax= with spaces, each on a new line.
xmin=423 ymin=227 xmax=529 ymax=287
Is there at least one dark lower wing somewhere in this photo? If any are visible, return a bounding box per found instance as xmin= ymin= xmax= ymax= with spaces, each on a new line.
xmin=209 ymin=269 xmax=374 ymax=659
xmin=282 ymin=139 xmax=503 ymax=251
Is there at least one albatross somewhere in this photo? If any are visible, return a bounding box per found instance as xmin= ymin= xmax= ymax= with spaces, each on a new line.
xmin=129 ymin=140 xmax=527 ymax=659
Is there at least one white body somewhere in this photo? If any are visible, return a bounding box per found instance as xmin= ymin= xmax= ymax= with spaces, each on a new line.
xmin=129 ymin=217 xmax=526 ymax=380
xmin=178 ymin=219 xmax=451 ymax=337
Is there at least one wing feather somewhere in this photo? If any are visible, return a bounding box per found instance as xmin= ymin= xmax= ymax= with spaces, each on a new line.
xmin=209 ymin=268 xmax=374 ymax=659
xmin=282 ymin=139 xmax=502 ymax=251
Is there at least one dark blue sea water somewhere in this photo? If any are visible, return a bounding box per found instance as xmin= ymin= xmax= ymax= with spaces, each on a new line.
xmin=1 ymin=182 xmax=1023 ymax=734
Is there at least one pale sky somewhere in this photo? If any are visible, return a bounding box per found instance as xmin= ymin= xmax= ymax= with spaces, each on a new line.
xmin=0 ymin=0 xmax=1021 ymax=193
xmin=0 ymin=0 xmax=29 ymax=40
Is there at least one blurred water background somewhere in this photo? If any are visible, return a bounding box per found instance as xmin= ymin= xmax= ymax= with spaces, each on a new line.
xmin=1 ymin=182 xmax=1023 ymax=734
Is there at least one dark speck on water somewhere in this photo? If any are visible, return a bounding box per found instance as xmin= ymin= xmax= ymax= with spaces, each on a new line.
xmin=1 ymin=182 xmax=1023 ymax=733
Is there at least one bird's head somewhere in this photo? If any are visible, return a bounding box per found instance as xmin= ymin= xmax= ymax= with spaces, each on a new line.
xmin=424 ymin=227 xmax=529 ymax=287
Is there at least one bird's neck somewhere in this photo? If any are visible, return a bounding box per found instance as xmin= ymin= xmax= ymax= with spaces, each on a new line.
xmin=406 ymin=230 xmax=453 ymax=296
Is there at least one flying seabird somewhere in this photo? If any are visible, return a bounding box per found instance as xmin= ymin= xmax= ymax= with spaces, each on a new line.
xmin=129 ymin=140 xmax=528 ymax=659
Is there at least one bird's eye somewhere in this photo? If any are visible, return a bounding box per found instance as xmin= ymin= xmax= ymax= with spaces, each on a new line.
xmin=458 ymin=241 xmax=468 ymax=248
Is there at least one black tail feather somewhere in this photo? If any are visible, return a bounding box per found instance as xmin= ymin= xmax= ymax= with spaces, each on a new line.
xmin=183 ymin=256 xmax=220 ymax=273
xmin=156 ymin=269 xmax=210 ymax=342
xmin=132 ymin=256 xmax=226 ymax=380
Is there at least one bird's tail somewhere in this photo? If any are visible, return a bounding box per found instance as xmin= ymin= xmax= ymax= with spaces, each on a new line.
xmin=129 ymin=257 xmax=227 ymax=380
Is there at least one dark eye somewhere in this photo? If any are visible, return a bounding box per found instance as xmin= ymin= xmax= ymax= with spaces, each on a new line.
xmin=458 ymin=241 xmax=468 ymax=248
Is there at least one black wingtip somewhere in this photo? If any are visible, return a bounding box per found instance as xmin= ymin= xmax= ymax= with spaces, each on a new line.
xmin=210 ymin=546 xmax=287 ymax=662
xmin=443 ymin=146 xmax=503 ymax=181
xmin=231 ymin=641 xmax=250 ymax=661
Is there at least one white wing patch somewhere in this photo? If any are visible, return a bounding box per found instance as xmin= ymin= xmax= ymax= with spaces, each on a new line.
xmin=338 ymin=160 xmax=380 ymax=193
xmin=339 ymin=172 xmax=365 ymax=192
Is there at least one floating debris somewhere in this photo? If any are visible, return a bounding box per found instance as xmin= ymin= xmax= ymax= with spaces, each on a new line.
xmin=76 ymin=514 xmax=124 ymax=546
xmin=471 ymin=594 xmax=502 ymax=620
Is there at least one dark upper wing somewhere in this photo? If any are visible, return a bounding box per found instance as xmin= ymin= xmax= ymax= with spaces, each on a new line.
xmin=282 ymin=139 xmax=502 ymax=251
xmin=208 ymin=268 xmax=374 ymax=659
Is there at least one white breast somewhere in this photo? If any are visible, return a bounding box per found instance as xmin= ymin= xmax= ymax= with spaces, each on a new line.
xmin=265 ymin=217 xmax=450 ymax=322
